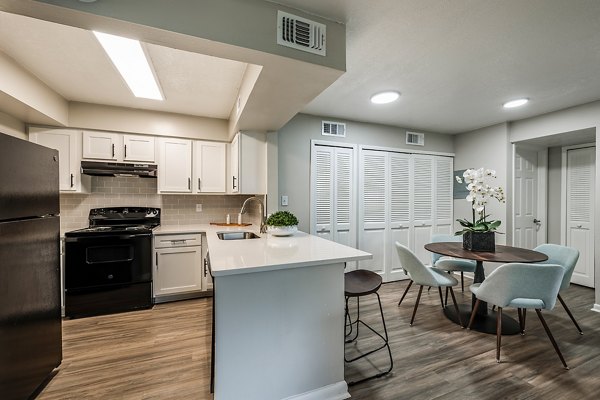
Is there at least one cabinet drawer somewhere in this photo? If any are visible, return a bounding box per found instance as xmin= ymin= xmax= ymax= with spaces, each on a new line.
xmin=154 ymin=233 xmax=202 ymax=248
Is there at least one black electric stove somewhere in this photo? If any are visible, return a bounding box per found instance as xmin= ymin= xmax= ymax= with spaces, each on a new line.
xmin=64 ymin=207 xmax=160 ymax=318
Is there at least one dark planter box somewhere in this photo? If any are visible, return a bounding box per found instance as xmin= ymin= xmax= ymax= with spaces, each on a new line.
xmin=463 ymin=231 xmax=495 ymax=252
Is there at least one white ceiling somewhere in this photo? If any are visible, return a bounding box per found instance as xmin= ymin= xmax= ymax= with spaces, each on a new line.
xmin=0 ymin=11 xmax=247 ymax=119
xmin=271 ymin=0 xmax=600 ymax=134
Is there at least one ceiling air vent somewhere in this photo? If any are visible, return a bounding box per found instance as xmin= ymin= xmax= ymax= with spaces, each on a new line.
xmin=322 ymin=121 xmax=346 ymax=137
xmin=406 ymin=132 xmax=425 ymax=146
xmin=277 ymin=10 xmax=326 ymax=56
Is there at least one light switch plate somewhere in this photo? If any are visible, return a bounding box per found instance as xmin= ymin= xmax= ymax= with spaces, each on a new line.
xmin=196 ymin=204 xmax=203 ymax=212
xmin=281 ymin=195 xmax=288 ymax=206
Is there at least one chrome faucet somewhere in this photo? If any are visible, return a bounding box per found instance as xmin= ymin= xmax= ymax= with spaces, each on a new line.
xmin=240 ymin=196 xmax=266 ymax=233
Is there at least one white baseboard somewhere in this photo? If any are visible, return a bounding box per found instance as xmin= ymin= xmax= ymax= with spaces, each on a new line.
xmin=283 ymin=381 xmax=350 ymax=400
xmin=591 ymin=304 xmax=600 ymax=313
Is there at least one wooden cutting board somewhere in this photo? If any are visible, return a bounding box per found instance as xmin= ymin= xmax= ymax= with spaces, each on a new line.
xmin=210 ymin=222 xmax=252 ymax=227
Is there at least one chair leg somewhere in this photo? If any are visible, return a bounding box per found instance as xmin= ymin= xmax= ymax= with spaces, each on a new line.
xmin=437 ymin=287 xmax=445 ymax=309
xmin=444 ymin=286 xmax=449 ymax=307
xmin=535 ymin=309 xmax=569 ymax=369
xmin=496 ymin=307 xmax=502 ymax=363
xmin=398 ymin=280 xmax=413 ymax=306
xmin=557 ymin=293 xmax=583 ymax=335
xmin=517 ymin=308 xmax=525 ymax=335
xmin=461 ymin=271 xmax=465 ymax=292
xmin=410 ymin=286 xmax=424 ymax=326
xmin=522 ymin=308 xmax=526 ymax=332
xmin=448 ymin=287 xmax=464 ymax=328
xmin=467 ymin=298 xmax=480 ymax=330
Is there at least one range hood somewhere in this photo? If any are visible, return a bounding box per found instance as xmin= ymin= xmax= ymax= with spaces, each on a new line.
xmin=81 ymin=161 xmax=157 ymax=178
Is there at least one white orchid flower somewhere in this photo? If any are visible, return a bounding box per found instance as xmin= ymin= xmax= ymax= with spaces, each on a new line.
xmin=455 ymin=176 xmax=462 ymax=183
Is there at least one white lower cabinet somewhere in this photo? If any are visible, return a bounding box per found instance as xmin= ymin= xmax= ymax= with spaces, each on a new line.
xmin=153 ymin=233 xmax=203 ymax=302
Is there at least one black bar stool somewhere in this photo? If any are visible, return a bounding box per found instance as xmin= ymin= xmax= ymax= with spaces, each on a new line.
xmin=344 ymin=269 xmax=393 ymax=385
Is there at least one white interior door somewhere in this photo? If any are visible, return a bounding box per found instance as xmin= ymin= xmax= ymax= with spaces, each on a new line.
xmin=434 ymin=156 xmax=454 ymax=234
xmin=566 ymin=146 xmax=595 ymax=287
xmin=412 ymin=155 xmax=434 ymax=265
xmin=358 ymin=150 xmax=387 ymax=276
xmin=310 ymin=143 xmax=357 ymax=270
xmin=514 ymin=147 xmax=539 ymax=249
xmin=388 ymin=153 xmax=411 ymax=281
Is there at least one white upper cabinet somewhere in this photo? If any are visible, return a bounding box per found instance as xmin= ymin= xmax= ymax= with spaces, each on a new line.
xmin=83 ymin=131 xmax=155 ymax=163
xmin=29 ymin=128 xmax=89 ymax=193
xmin=157 ymin=137 xmax=192 ymax=193
xmin=123 ymin=134 xmax=155 ymax=162
xmin=82 ymin=131 xmax=119 ymax=160
xmin=229 ymin=132 xmax=266 ymax=194
xmin=230 ymin=133 xmax=240 ymax=193
xmin=194 ymin=141 xmax=226 ymax=193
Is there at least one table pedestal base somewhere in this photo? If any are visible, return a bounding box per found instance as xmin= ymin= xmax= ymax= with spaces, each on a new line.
xmin=443 ymin=304 xmax=520 ymax=335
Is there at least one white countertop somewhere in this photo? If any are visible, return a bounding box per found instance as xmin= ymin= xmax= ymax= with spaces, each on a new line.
xmin=153 ymin=224 xmax=372 ymax=277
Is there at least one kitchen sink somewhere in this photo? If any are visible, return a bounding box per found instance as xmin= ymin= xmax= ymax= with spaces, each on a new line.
xmin=217 ymin=231 xmax=260 ymax=240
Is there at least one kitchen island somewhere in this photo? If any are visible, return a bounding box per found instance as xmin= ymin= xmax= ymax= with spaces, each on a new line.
xmin=155 ymin=225 xmax=371 ymax=400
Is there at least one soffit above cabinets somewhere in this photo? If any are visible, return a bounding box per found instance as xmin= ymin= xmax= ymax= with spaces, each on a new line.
xmin=0 ymin=10 xmax=247 ymax=120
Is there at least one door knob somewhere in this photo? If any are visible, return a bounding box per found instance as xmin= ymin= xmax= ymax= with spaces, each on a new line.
xmin=533 ymin=218 xmax=541 ymax=224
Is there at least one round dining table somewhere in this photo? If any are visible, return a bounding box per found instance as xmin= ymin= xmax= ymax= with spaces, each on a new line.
xmin=424 ymin=242 xmax=548 ymax=335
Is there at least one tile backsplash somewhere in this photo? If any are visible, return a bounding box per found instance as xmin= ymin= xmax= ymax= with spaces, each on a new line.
xmin=59 ymin=176 xmax=262 ymax=234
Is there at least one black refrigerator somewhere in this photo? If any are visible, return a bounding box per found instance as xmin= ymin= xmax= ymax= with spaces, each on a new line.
xmin=0 ymin=132 xmax=62 ymax=399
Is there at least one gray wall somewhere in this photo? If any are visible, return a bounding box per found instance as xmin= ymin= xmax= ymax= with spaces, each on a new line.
xmin=277 ymin=113 xmax=454 ymax=232
xmin=453 ymin=123 xmax=510 ymax=245
xmin=547 ymin=146 xmax=563 ymax=244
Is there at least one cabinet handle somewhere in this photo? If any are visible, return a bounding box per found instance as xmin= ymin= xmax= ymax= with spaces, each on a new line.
xmin=204 ymin=258 xmax=208 ymax=277
xmin=112 ymin=143 xmax=115 ymax=158
xmin=155 ymin=252 xmax=158 ymax=269
xmin=188 ymin=177 xmax=191 ymax=190
xmin=232 ymin=176 xmax=237 ymax=190
xmin=198 ymin=178 xmax=201 ymax=191
xmin=124 ymin=144 xmax=127 ymax=158
xmin=70 ymin=173 xmax=74 ymax=188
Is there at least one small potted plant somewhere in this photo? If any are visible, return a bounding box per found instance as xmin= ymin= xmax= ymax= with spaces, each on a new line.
xmin=455 ymin=168 xmax=505 ymax=251
xmin=266 ymin=211 xmax=299 ymax=236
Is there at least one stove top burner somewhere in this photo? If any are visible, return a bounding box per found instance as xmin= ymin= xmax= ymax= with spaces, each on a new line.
xmin=65 ymin=207 xmax=161 ymax=237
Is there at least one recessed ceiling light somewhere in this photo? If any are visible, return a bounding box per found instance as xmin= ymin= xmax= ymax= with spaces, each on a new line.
xmin=503 ymin=98 xmax=529 ymax=108
xmin=93 ymin=31 xmax=163 ymax=101
xmin=370 ymin=91 xmax=400 ymax=104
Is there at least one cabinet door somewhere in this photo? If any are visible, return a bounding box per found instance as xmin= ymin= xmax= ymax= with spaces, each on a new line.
xmin=30 ymin=129 xmax=79 ymax=192
xmin=194 ymin=141 xmax=226 ymax=193
xmin=157 ymin=138 xmax=192 ymax=193
xmin=155 ymin=247 xmax=203 ymax=296
xmin=230 ymin=133 xmax=240 ymax=193
xmin=82 ymin=131 xmax=119 ymax=160
xmin=123 ymin=134 xmax=155 ymax=162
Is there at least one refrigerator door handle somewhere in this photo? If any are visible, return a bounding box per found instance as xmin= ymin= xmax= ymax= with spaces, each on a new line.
xmin=70 ymin=173 xmax=74 ymax=188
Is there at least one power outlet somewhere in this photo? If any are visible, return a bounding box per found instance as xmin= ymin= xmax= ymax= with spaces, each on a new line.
xmin=195 ymin=204 xmax=203 ymax=212
xmin=281 ymin=195 xmax=288 ymax=206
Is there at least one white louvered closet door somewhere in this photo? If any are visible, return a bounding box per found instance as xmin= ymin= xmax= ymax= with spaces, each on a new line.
xmin=312 ymin=146 xmax=334 ymax=240
xmin=388 ymin=153 xmax=411 ymax=281
xmin=358 ymin=150 xmax=387 ymax=276
xmin=434 ymin=156 xmax=454 ymax=235
xmin=311 ymin=144 xmax=357 ymax=269
xmin=412 ymin=155 xmax=434 ymax=265
xmin=566 ymin=146 xmax=595 ymax=288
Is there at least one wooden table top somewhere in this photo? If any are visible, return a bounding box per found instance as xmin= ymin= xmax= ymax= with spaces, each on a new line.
xmin=424 ymin=242 xmax=548 ymax=263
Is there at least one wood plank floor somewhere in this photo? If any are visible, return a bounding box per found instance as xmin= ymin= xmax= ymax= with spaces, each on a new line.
xmin=37 ymin=278 xmax=600 ymax=400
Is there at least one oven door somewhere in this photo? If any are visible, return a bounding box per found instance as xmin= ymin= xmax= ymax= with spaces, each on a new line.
xmin=65 ymin=233 xmax=152 ymax=289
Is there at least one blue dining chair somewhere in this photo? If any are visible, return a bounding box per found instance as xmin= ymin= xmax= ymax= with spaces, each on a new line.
xmin=431 ymin=234 xmax=477 ymax=305
xmin=395 ymin=242 xmax=464 ymax=327
xmin=533 ymin=244 xmax=582 ymax=334
xmin=468 ymin=262 xmax=568 ymax=369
